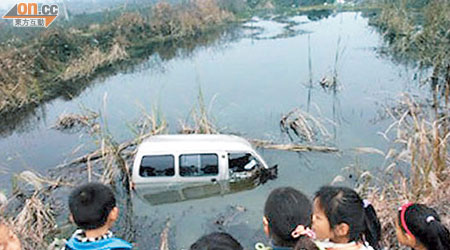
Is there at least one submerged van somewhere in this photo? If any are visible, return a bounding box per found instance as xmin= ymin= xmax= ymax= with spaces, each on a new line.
xmin=134 ymin=177 xmax=261 ymax=206
xmin=131 ymin=134 xmax=277 ymax=189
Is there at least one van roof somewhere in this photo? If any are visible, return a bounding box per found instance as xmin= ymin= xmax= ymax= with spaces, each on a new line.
xmin=137 ymin=134 xmax=254 ymax=153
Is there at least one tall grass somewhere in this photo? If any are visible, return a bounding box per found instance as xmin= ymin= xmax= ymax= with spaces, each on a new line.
xmin=180 ymin=87 xmax=219 ymax=134
xmin=369 ymin=0 xmax=450 ymax=191
xmin=362 ymin=92 xmax=449 ymax=248
xmin=68 ymin=100 xmax=167 ymax=189
xmin=384 ymin=94 xmax=448 ymax=195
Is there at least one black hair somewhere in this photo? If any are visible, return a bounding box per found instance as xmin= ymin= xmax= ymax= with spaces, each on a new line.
xmin=189 ymin=232 xmax=243 ymax=250
xmin=264 ymin=187 xmax=312 ymax=247
xmin=293 ymin=237 xmax=320 ymax=250
xmin=398 ymin=203 xmax=450 ymax=250
xmin=314 ymin=186 xmax=381 ymax=250
xmin=68 ymin=182 xmax=116 ymax=230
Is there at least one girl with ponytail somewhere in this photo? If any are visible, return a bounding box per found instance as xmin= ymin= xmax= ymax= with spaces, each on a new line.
xmin=396 ymin=203 xmax=450 ymax=250
xmin=257 ymin=187 xmax=319 ymax=250
xmin=311 ymin=186 xmax=381 ymax=250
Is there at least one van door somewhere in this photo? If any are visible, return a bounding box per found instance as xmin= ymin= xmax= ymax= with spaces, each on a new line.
xmin=133 ymin=154 xmax=177 ymax=186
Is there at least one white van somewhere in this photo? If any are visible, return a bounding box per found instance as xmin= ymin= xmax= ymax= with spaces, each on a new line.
xmin=131 ymin=134 xmax=276 ymax=189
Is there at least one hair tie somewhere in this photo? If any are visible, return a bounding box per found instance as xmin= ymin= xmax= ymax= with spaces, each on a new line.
xmin=291 ymin=225 xmax=316 ymax=239
xmin=399 ymin=202 xmax=415 ymax=240
xmin=426 ymin=216 xmax=435 ymax=223
xmin=363 ymin=199 xmax=371 ymax=208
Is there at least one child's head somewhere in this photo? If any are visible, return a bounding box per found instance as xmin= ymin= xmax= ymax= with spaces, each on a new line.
xmin=312 ymin=186 xmax=381 ymax=249
xmin=396 ymin=203 xmax=450 ymax=250
xmin=69 ymin=182 xmax=118 ymax=231
xmin=0 ymin=223 xmax=21 ymax=250
xmin=263 ymin=187 xmax=312 ymax=247
xmin=189 ymin=232 xmax=243 ymax=250
xmin=293 ymin=237 xmax=319 ymax=250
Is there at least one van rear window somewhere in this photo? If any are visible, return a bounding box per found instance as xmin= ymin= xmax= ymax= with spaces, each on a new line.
xmin=179 ymin=154 xmax=218 ymax=177
xmin=139 ymin=155 xmax=175 ymax=177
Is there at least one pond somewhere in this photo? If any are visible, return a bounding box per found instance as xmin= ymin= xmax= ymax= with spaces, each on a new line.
xmin=0 ymin=11 xmax=422 ymax=249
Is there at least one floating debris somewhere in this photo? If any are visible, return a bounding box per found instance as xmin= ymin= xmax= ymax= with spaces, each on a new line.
xmin=52 ymin=112 xmax=99 ymax=133
xmin=280 ymin=108 xmax=331 ymax=143
xmin=319 ymin=76 xmax=338 ymax=90
xmin=159 ymin=219 xmax=171 ymax=250
xmin=351 ymin=147 xmax=385 ymax=156
xmin=214 ymin=205 xmax=247 ymax=227
xmin=250 ymin=139 xmax=338 ymax=152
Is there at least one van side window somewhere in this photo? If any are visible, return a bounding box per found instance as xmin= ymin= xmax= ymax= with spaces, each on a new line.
xmin=179 ymin=154 xmax=218 ymax=177
xmin=228 ymin=153 xmax=259 ymax=172
xmin=139 ymin=155 xmax=175 ymax=177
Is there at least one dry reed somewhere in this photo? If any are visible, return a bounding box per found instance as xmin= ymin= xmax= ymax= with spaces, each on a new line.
xmin=362 ymin=92 xmax=449 ymax=248
xmin=280 ymin=108 xmax=331 ymax=143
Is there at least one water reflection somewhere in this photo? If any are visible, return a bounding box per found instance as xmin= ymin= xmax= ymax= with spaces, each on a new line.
xmin=305 ymin=9 xmax=333 ymax=21
xmin=0 ymin=104 xmax=47 ymax=137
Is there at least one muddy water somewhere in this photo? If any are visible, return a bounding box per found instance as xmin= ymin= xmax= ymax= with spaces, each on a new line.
xmin=0 ymin=12 xmax=421 ymax=249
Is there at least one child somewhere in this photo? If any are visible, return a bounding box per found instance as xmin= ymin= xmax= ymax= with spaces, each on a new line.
xmin=0 ymin=223 xmax=21 ymax=250
xmin=257 ymin=187 xmax=317 ymax=250
xmin=293 ymin=236 xmax=320 ymax=250
xmin=396 ymin=203 xmax=450 ymax=250
xmin=65 ymin=183 xmax=132 ymax=250
xmin=190 ymin=232 xmax=243 ymax=250
xmin=312 ymin=186 xmax=381 ymax=250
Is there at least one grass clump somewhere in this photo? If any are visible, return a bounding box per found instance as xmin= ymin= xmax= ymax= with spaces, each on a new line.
xmin=280 ymin=108 xmax=331 ymax=143
xmin=180 ymin=88 xmax=219 ymax=135
xmin=52 ymin=111 xmax=99 ymax=133
xmin=382 ymin=94 xmax=449 ymax=195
